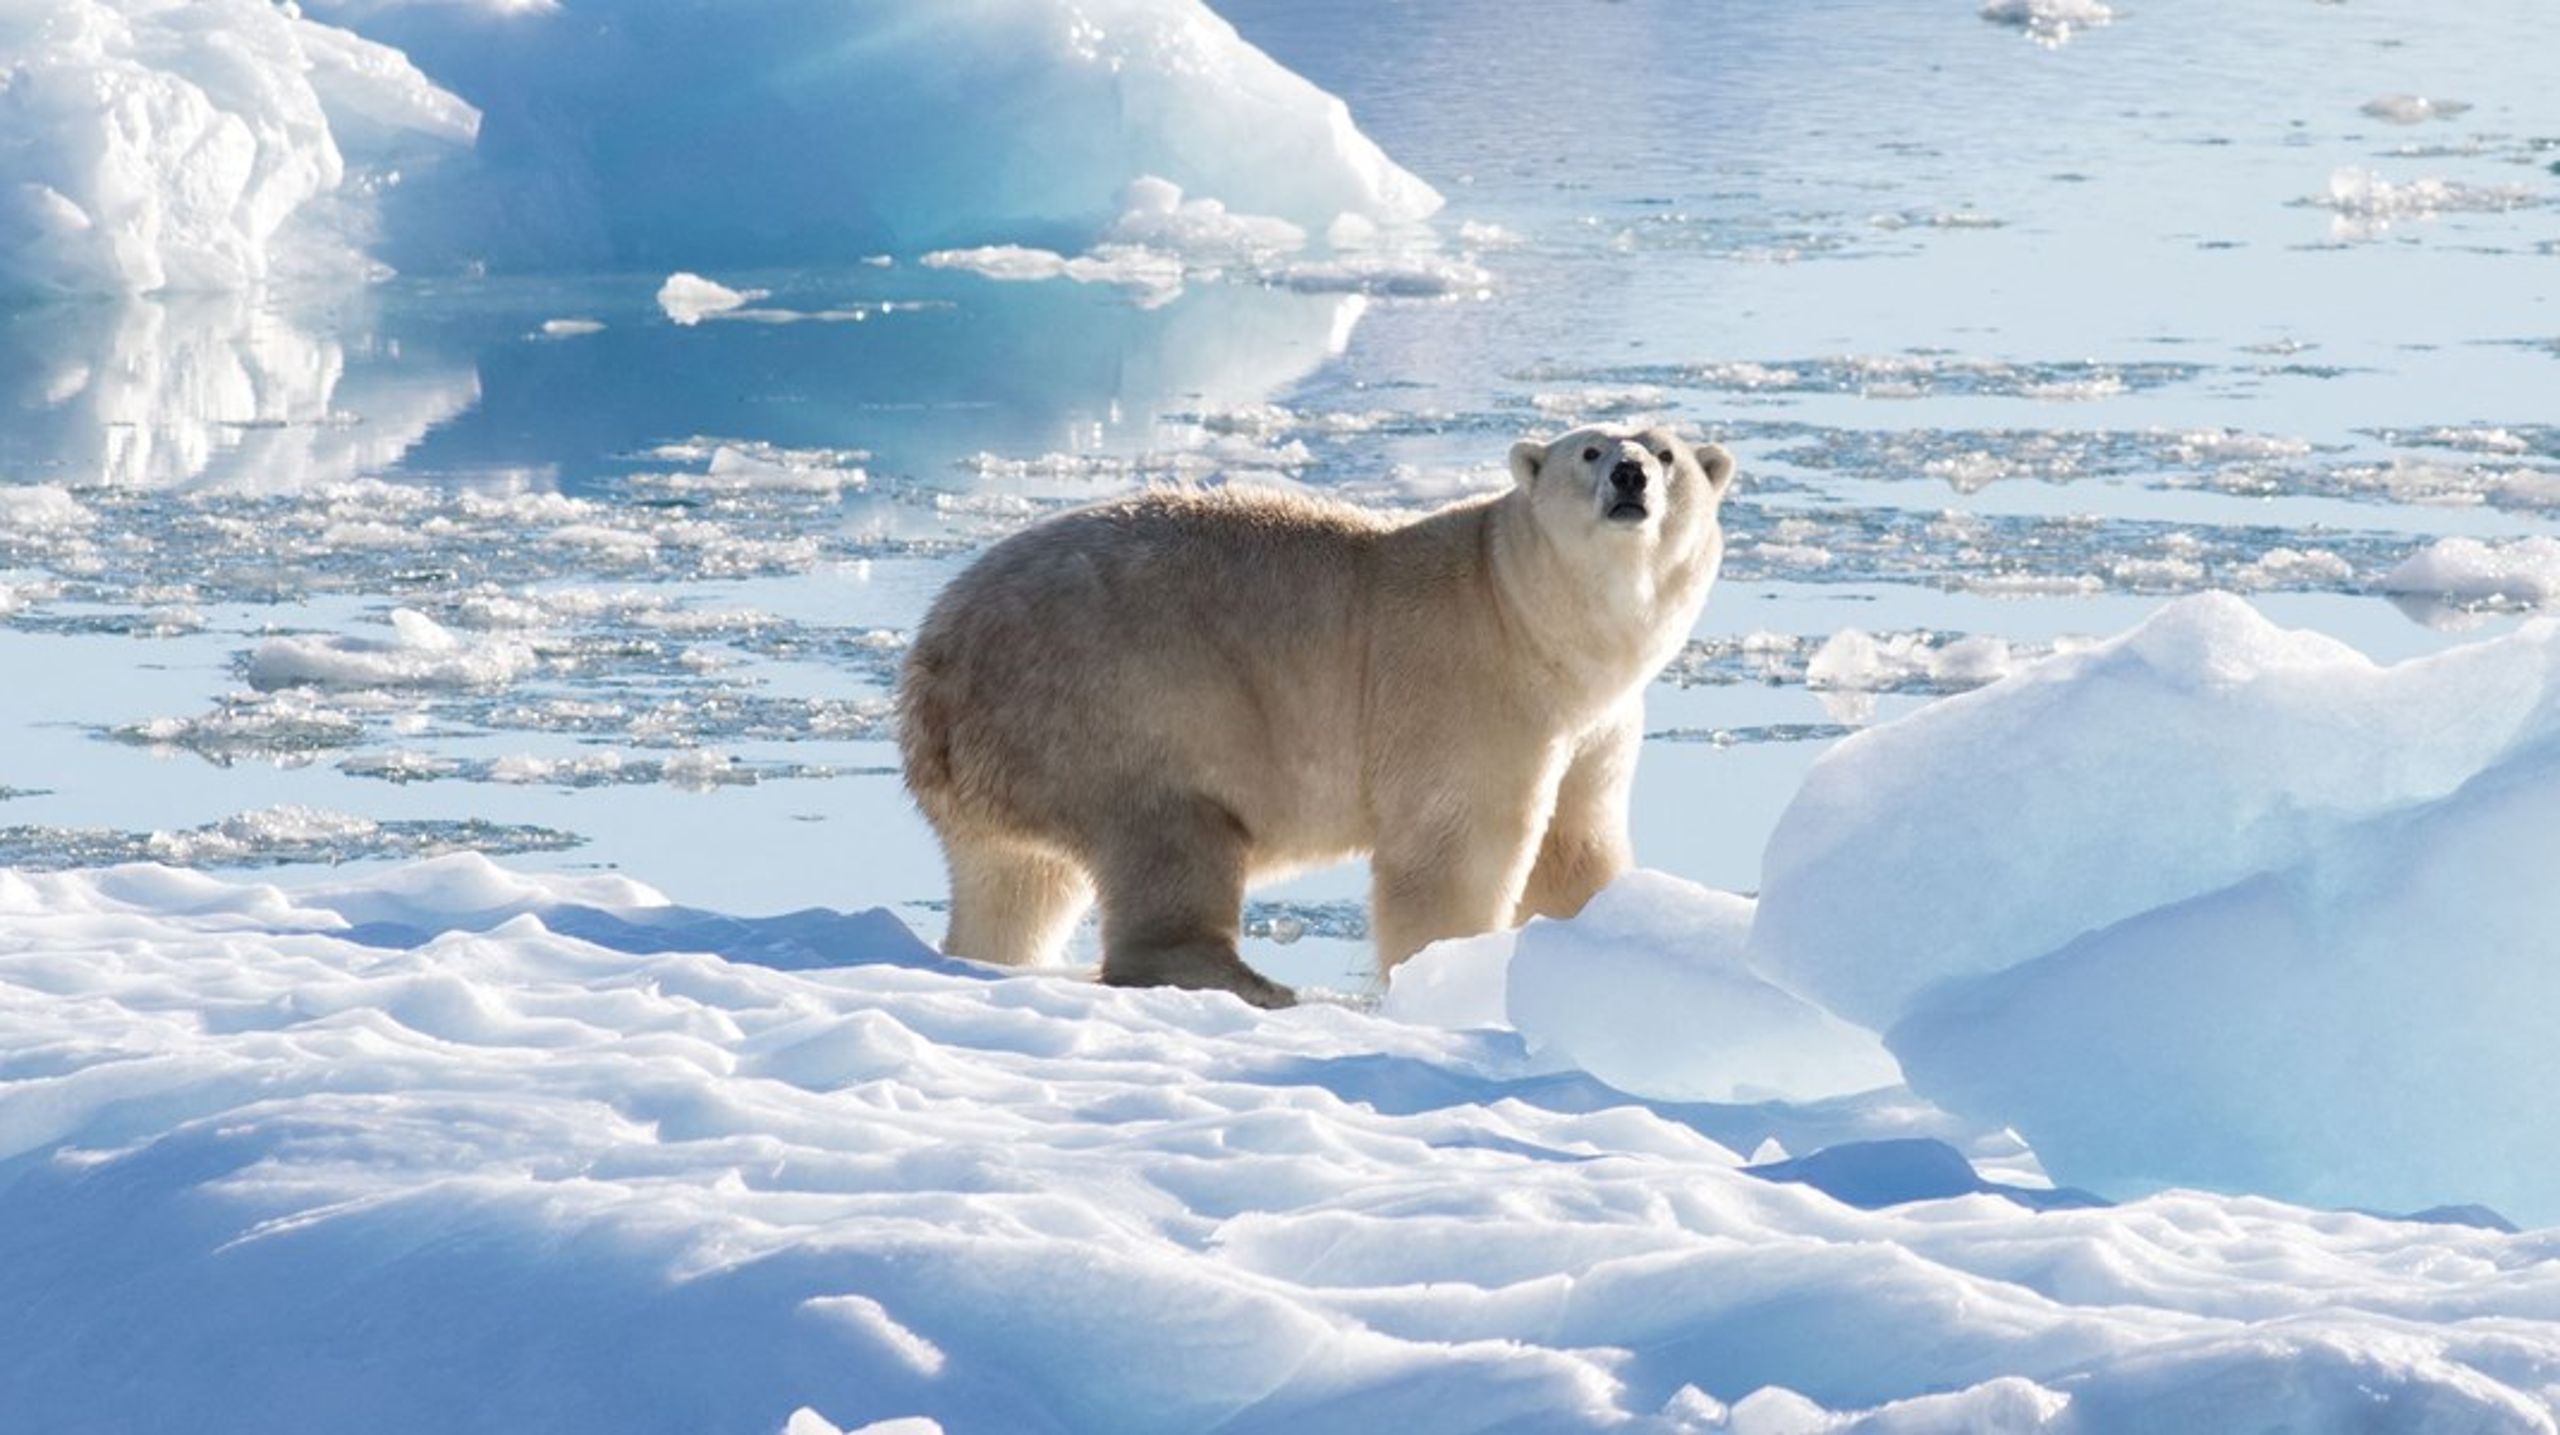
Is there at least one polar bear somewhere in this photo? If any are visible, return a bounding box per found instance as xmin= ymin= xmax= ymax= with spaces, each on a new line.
xmin=897 ymin=425 xmax=1736 ymax=1007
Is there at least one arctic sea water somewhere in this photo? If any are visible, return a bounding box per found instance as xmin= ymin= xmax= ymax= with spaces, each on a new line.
xmin=0 ymin=0 xmax=2552 ymax=999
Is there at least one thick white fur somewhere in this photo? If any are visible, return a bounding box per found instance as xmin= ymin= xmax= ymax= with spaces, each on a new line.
xmin=897 ymin=425 xmax=1735 ymax=1005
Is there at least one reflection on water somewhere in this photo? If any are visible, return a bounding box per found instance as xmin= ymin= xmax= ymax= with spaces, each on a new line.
xmin=0 ymin=293 xmax=477 ymax=491
xmin=0 ymin=273 xmax=1367 ymax=494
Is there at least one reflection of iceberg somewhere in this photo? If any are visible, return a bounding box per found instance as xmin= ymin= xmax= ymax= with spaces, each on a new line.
xmin=398 ymin=274 xmax=1365 ymax=485
xmin=0 ymin=294 xmax=478 ymax=490
xmin=0 ymin=0 xmax=1433 ymax=295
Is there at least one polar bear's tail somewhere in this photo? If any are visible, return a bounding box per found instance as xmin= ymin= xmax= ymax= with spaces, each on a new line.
xmin=895 ymin=646 xmax=955 ymax=802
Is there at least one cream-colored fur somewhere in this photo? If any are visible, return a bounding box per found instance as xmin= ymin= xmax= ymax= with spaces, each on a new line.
xmin=897 ymin=424 xmax=1735 ymax=1006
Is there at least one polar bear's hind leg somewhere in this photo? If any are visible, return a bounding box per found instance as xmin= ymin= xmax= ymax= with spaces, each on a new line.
xmin=1092 ymin=795 xmax=1297 ymax=1009
xmin=941 ymin=834 xmax=1092 ymax=968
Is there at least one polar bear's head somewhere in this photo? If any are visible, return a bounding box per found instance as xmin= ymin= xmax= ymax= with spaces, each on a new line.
xmin=1508 ymin=424 xmax=1736 ymax=563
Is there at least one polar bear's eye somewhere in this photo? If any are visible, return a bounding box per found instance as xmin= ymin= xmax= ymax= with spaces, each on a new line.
xmin=1581 ymin=446 xmax=1600 ymax=462
xmin=1656 ymin=449 xmax=1674 ymax=465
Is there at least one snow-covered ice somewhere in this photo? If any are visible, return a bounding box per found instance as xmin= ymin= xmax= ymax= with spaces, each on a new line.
xmin=1750 ymin=595 xmax=2560 ymax=1220
xmin=10 ymin=852 xmax=2560 ymax=1431
xmin=657 ymin=273 xmax=767 ymax=326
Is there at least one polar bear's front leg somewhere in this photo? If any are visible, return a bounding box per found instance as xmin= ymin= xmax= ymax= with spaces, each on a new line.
xmin=1369 ymin=764 xmax=1561 ymax=970
xmin=1516 ymin=710 xmax=1639 ymax=924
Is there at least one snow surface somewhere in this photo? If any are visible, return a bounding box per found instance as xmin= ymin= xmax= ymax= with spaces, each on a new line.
xmin=10 ymin=852 xmax=2560 ymax=1431
xmin=2 ymin=0 xmax=1438 ymax=292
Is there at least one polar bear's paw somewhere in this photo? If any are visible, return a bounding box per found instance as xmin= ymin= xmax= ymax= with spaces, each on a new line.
xmin=1102 ymin=942 xmax=1299 ymax=1010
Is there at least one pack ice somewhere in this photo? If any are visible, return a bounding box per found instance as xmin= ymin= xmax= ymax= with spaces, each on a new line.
xmin=0 ymin=0 xmax=1437 ymax=294
xmin=10 ymin=853 xmax=2560 ymax=1432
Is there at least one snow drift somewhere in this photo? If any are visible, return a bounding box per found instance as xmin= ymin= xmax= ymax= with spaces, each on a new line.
xmin=1750 ymin=595 xmax=2560 ymax=1222
xmin=8 ymin=854 xmax=2560 ymax=1431
xmin=0 ymin=0 xmax=1438 ymax=294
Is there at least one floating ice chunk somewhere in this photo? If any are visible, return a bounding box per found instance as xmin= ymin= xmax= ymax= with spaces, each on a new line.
xmin=2229 ymin=546 xmax=2354 ymax=589
xmin=656 ymin=273 xmax=768 ymax=326
xmin=110 ymin=688 xmax=373 ymax=762
xmin=2165 ymin=428 xmax=2314 ymax=463
xmin=1269 ymin=251 xmax=1493 ymax=297
xmin=1103 ymin=176 xmax=1307 ymax=264
xmin=783 ymin=1415 xmax=942 ymax=1435
xmin=0 ymin=486 xmax=95 ymax=535
xmin=1807 ymin=630 xmax=2019 ymax=696
xmin=538 ymin=317 xmax=603 ymax=337
xmin=2313 ymin=167 xmax=2539 ymax=238
xmin=1530 ymin=386 xmax=1667 ymax=418
xmin=2381 ymin=535 xmax=2560 ymax=611
xmin=1505 ymin=873 xmax=1902 ymax=1103
xmin=0 ymin=805 xmax=578 ymax=869
xmin=920 ymin=246 xmax=1071 ymax=283
xmin=667 ymin=445 xmax=869 ymax=496
xmin=0 ymin=0 xmax=474 ymax=295
xmin=2360 ymin=94 xmax=2473 ymax=125
xmin=921 ymin=242 xmax=1187 ymax=302
xmin=1979 ymin=0 xmax=2114 ymax=46
xmin=246 ymin=607 xmax=539 ymax=690
xmin=928 ymin=178 xmax=1478 ymax=302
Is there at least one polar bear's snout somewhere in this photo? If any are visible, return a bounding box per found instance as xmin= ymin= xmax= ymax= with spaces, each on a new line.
xmin=1605 ymin=454 xmax=1651 ymax=522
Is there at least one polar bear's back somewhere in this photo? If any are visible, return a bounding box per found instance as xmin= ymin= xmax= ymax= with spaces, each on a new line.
xmin=899 ymin=486 xmax=1432 ymax=860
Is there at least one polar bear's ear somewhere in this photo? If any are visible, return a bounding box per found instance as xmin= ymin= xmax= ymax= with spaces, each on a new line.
xmin=1509 ymin=439 xmax=1546 ymax=489
xmin=1694 ymin=443 xmax=1737 ymax=495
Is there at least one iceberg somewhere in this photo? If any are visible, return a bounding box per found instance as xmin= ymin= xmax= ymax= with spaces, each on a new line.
xmin=0 ymin=0 xmax=476 ymax=296
xmin=1 ymin=0 xmax=1435 ymax=294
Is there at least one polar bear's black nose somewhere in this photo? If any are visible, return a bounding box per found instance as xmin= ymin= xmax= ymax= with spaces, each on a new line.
xmin=1609 ymin=459 xmax=1648 ymax=496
